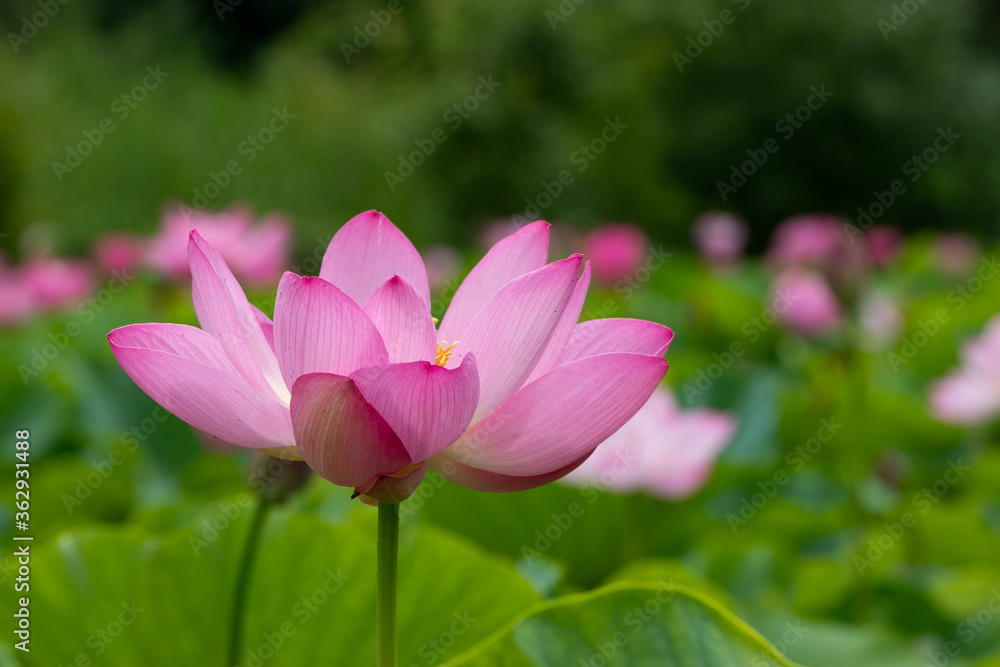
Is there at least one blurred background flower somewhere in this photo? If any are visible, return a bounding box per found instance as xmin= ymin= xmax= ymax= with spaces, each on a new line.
xmin=582 ymin=223 xmax=648 ymax=284
xmin=561 ymin=385 xmax=736 ymax=500
xmin=0 ymin=252 xmax=93 ymax=325
xmin=145 ymin=204 xmax=291 ymax=284
xmin=691 ymin=211 xmax=748 ymax=268
xmin=928 ymin=315 xmax=1000 ymax=426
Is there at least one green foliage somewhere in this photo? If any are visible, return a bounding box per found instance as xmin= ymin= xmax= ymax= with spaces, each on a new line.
xmin=444 ymin=583 xmax=799 ymax=666
xmin=1 ymin=0 xmax=998 ymax=252
xmin=0 ymin=506 xmax=542 ymax=666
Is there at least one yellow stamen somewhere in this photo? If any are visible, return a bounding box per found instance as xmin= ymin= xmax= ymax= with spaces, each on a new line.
xmin=435 ymin=341 xmax=457 ymax=367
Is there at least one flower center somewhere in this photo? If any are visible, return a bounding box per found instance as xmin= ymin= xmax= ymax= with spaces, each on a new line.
xmin=435 ymin=341 xmax=457 ymax=367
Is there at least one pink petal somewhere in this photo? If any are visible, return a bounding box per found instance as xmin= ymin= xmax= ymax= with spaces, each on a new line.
xmin=188 ymin=231 xmax=285 ymax=398
xmin=319 ymin=210 xmax=429 ymax=306
xmin=429 ymin=451 xmax=592 ymax=493
xmin=109 ymin=323 xmax=241 ymax=373
xmin=363 ymin=276 xmax=437 ymax=363
xmin=526 ymin=261 xmax=592 ymax=383
xmin=437 ymin=221 xmax=550 ymax=342
xmin=561 ymin=388 xmax=735 ymax=500
xmin=450 ymin=255 xmax=582 ymax=421
xmin=290 ymin=373 xmax=412 ymax=487
xmin=929 ymin=372 xmax=1000 ymax=425
xmin=444 ymin=352 xmax=668 ymax=476
xmin=273 ymin=273 xmax=389 ymax=391
xmin=351 ymin=357 xmax=479 ymax=462
xmin=560 ymin=318 xmax=673 ymax=364
xmin=250 ymin=305 xmax=275 ymax=352
xmin=108 ymin=325 xmax=294 ymax=448
xmin=642 ymin=409 xmax=735 ymax=498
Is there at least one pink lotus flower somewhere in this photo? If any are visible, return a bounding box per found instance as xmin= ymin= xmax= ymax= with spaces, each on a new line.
xmin=20 ymin=255 xmax=94 ymax=309
xmin=771 ymin=268 xmax=842 ymax=336
xmin=767 ymin=213 xmax=880 ymax=298
xmin=691 ymin=211 xmax=748 ymax=264
xmin=0 ymin=253 xmax=94 ymax=326
xmin=932 ymin=233 xmax=980 ymax=277
xmin=767 ymin=215 xmax=845 ymax=267
xmin=864 ymin=225 xmax=904 ymax=267
xmin=561 ymin=386 xmax=735 ymax=499
xmin=109 ymin=212 xmax=671 ymax=501
xmin=146 ymin=204 xmax=291 ymax=284
xmin=93 ymin=234 xmax=146 ymax=273
xmin=0 ymin=265 xmax=35 ymax=326
xmin=582 ymin=223 xmax=648 ymax=284
xmin=928 ymin=316 xmax=1000 ymax=425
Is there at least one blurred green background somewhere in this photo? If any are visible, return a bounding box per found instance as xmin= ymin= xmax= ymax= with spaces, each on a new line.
xmin=0 ymin=0 xmax=998 ymax=252
xmin=3 ymin=1 xmax=1000 ymax=666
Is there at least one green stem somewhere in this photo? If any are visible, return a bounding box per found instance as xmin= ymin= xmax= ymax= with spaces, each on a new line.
xmin=377 ymin=502 xmax=400 ymax=667
xmin=228 ymin=495 xmax=272 ymax=667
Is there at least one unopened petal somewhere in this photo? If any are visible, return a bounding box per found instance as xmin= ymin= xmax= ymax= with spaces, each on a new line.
xmin=363 ymin=276 xmax=437 ymax=363
xmin=273 ymin=273 xmax=389 ymax=391
xmin=351 ymin=357 xmax=479 ymax=462
xmin=319 ymin=210 xmax=430 ymax=306
xmin=290 ymin=373 xmax=411 ymax=488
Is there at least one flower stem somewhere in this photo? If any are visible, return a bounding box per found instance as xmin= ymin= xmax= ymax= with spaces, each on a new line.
xmin=228 ymin=495 xmax=272 ymax=667
xmin=377 ymin=502 xmax=400 ymax=667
